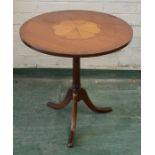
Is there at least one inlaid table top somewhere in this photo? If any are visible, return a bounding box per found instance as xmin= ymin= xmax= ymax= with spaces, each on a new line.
xmin=20 ymin=10 xmax=133 ymax=57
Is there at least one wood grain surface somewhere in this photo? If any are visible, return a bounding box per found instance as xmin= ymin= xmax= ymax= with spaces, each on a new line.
xmin=20 ymin=10 xmax=133 ymax=57
xmin=52 ymin=20 xmax=101 ymax=39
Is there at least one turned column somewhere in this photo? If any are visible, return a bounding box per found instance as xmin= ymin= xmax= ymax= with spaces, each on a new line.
xmin=72 ymin=57 xmax=81 ymax=91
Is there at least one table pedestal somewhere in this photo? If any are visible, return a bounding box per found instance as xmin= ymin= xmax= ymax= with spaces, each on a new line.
xmin=47 ymin=57 xmax=112 ymax=147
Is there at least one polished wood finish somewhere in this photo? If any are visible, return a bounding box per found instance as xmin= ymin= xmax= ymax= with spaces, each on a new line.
xmin=19 ymin=10 xmax=133 ymax=147
xmin=79 ymin=88 xmax=112 ymax=113
xmin=47 ymin=88 xmax=72 ymax=109
xmin=68 ymin=93 xmax=78 ymax=147
xmin=47 ymin=58 xmax=112 ymax=147
xmin=73 ymin=57 xmax=80 ymax=90
xmin=52 ymin=20 xmax=100 ymax=39
xmin=20 ymin=10 xmax=133 ymax=57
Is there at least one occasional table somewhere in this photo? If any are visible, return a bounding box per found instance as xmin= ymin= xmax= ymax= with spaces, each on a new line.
xmin=20 ymin=10 xmax=133 ymax=147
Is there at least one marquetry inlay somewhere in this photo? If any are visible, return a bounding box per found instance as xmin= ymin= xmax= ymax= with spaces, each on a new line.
xmin=52 ymin=20 xmax=100 ymax=39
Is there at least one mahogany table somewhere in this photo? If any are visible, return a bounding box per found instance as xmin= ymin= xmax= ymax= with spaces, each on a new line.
xmin=20 ymin=10 xmax=133 ymax=147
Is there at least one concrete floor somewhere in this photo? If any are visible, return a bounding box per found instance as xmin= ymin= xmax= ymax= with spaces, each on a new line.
xmin=14 ymin=69 xmax=141 ymax=155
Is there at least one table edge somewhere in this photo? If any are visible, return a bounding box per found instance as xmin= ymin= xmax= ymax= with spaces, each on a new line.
xmin=21 ymin=38 xmax=132 ymax=58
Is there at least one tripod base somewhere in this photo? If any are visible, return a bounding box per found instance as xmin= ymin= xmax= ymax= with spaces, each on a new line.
xmin=47 ymin=87 xmax=112 ymax=147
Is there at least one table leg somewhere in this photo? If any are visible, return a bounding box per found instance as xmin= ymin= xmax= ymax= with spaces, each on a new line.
xmin=68 ymin=92 xmax=78 ymax=147
xmin=47 ymin=88 xmax=72 ymax=109
xmin=47 ymin=57 xmax=112 ymax=147
xmin=79 ymin=88 xmax=112 ymax=113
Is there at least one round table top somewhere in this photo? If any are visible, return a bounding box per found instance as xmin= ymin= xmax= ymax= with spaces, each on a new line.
xmin=20 ymin=10 xmax=133 ymax=57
